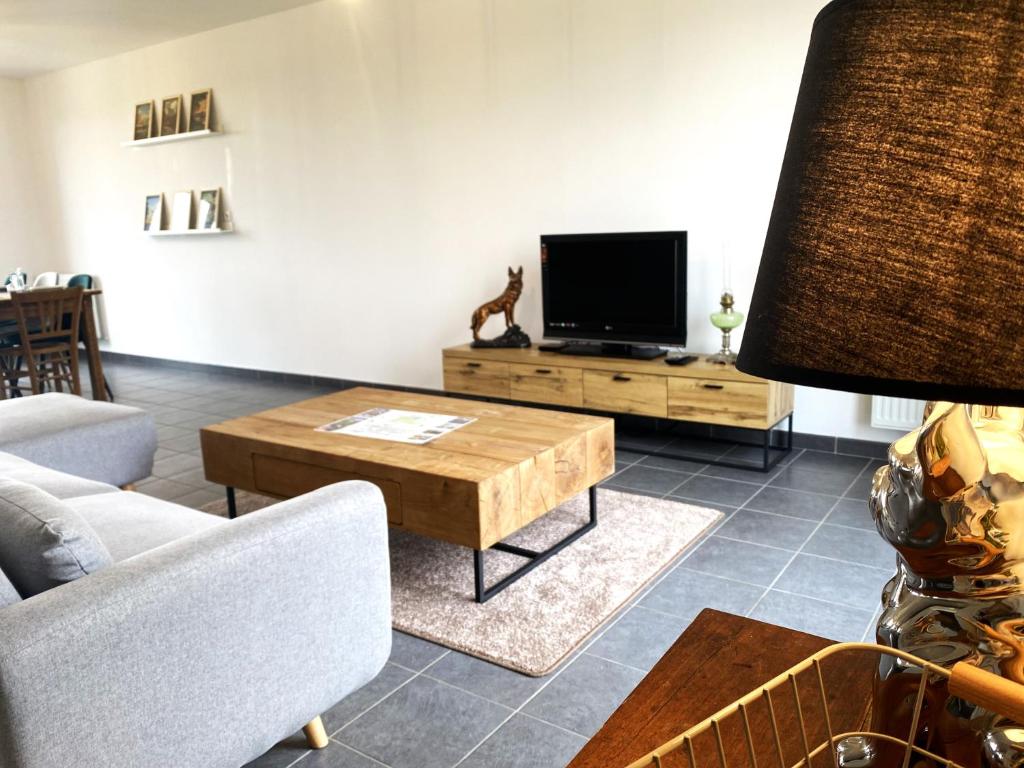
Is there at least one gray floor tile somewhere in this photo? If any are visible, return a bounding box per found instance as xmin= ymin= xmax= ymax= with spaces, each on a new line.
xmin=323 ymin=663 xmax=415 ymax=734
xmin=659 ymin=436 xmax=732 ymax=460
xmin=750 ymin=590 xmax=875 ymax=643
xmin=459 ymin=714 xmax=586 ymax=768
xmin=637 ymin=454 xmax=709 ymax=474
xmin=152 ymin=408 xmax=210 ymax=426
xmin=640 ymin=567 xmax=765 ymax=621
xmin=616 ymin=432 xmax=676 ymax=453
xmin=669 ymin=475 xmax=760 ymax=507
xmin=802 ymin=523 xmax=896 ymax=570
xmin=601 ymin=483 xmax=663 ymax=499
xmin=166 ymin=466 xmax=212 ymax=487
xmin=844 ymin=470 xmax=877 ymax=499
xmin=790 ymin=451 xmax=870 ymax=474
xmin=714 ymin=509 xmax=817 ymax=551
xmin=302 ymin=741 xmax=383 ymax=767
xmin=156 ymin=424 xmax=193 ymax=441
xmin=769 ymin=466 xmax=859 ymax=496
xmin=826 ymin=498 xmax=875 ymax=530
xmin=425 ymin=651 xmax=548 ymax=709
xmin=698 ymin=462 xmax=779 ymax=483
xmin=161 ymin=432 xmax=202 ymax=452
xmin=609 ymin=465 xmax=688 ymax=495
xmin=389 ymin=630 xmax=447 ymax=671
xmin=523 ymin=654 xmax=644 ymax=739
xmin=586 ymin=606 xmax=689 ymax=671
xmin=745 ymin=486 xmax=839 ymax=522
xmin=243 ymin=733 xmax=309 ymax=768
xmin=774 ymin=553 xmax=889 ymax=609
xmin=152 ymin=452 xmax=204 ymax=478
xmin=683 ymin=535 xmax=792 ymax=587
xmin=337 ymin=676 xmax=510 ymax=768
xmin=137 ymin=478 xmax=197 ymax=502
xmin=612 ymin=449 xmax=646 ymax=465
xmin=174 ymin=487 xmax=225 ymax=510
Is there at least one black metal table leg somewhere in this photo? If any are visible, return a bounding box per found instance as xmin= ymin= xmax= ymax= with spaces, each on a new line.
xmin=226 ymin=486 xmax=237 ymax=519
xmin=473 ymin=485 xmax=598 ymax=603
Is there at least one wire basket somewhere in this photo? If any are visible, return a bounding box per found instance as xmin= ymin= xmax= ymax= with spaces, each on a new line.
xmin=624 ymin=642 xmax=1024 ymax=768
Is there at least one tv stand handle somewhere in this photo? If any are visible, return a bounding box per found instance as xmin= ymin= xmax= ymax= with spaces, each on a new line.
xmin=702 ymin=383 xmax=725 ymax=390
xmin=465 ymin=362 xmax=482 ymax=368
xmin=534 ymin=368 xmax=552 ymax=374
xmin=612 ymin=374 xmax=632 ymax=382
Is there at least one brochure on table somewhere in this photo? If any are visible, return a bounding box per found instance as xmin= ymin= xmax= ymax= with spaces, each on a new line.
xmin=316 ymin=408 xmax=475 ymax=445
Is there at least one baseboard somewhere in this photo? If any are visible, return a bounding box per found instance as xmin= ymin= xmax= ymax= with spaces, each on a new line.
xmin=100 ymin=351 xmax=891 ymax=460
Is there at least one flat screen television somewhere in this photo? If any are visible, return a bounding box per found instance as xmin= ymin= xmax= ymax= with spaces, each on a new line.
xmin=540 ymin=231 xmax=687 ymax=359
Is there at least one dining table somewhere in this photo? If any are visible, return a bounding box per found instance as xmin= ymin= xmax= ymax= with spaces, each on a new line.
xmin=0 ymin=287 xmax=109 ymax=401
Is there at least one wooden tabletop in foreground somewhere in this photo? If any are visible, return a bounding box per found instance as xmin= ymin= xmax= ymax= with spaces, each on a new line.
xmin=201 ymin=386 xmax=615 ymax=549
xmin=569 ymin=609 xmax=874 ymax=768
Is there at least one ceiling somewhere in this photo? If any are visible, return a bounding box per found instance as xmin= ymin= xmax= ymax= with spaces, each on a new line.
xmin=0 ymin=0 xmax=322 ymax=78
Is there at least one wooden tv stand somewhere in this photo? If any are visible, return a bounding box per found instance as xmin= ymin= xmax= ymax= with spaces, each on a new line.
xmin=441 ymin=344 xmax=794 ymax=470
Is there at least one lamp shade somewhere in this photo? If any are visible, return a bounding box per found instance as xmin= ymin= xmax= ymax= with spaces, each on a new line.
xmin=736 ymin=0 xmax=1024 ymax=406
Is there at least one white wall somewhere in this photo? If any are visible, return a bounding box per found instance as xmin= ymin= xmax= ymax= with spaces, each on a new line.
xmin=0 ymin=77 xmax=51 ymax=277
xmin=19 ymin=0 xmax=902 ymax=442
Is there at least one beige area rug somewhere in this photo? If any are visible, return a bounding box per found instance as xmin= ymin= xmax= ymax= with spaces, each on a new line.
xmin=204 ymin=489 xmax=721 ymax=676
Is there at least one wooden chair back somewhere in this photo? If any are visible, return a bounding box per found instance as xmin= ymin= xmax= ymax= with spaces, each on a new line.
xmin=10 ymin=286 xmax=85 ymax=395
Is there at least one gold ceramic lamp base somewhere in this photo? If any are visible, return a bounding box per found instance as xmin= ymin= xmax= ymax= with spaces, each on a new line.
xmin=869 ymin=402 xmax=1024 ymax=768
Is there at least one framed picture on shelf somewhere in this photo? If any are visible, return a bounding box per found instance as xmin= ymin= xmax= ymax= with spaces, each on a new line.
xmin=197 ymin=188 xmax=221 ymax=230
xmin=188 ymin=88 xmax=213 ymax=132
xmin=160 ymin=95 xmax=183 ymax=136
xmin=143 ymin=194 xmax=163 ymax=231
xmin=133 ymin=101 xmax=155 ymax=141
xmin=170 ymin=191 xmax=193 ymax=231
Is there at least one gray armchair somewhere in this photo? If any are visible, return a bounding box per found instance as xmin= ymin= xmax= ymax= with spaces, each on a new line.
xmin=0 ymin=480 xmax=392 ymax=768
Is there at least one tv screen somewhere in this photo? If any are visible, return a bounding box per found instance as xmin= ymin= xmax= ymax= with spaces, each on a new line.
xmin=541 ymin=231 xmax=687 ymax=346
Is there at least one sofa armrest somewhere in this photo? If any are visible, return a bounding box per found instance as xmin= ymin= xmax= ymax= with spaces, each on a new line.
xmin=0 ymin=481 xmax=391 ymax=768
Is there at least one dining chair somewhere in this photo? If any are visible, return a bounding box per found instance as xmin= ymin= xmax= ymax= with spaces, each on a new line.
xmin=32 ymin=271 xmax=60 ymax=287
xmin=5 ymin=286 xmax=85 ymax=396
xmin=58 ymin=274 xmax=114 ymax=401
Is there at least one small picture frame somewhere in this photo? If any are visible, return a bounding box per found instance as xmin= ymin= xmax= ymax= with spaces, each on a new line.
xmin=160 ymin=95 xmax=183 ymax=136
xmin=170 ymin=191 xmax=193 ymax=231
xmin=188 ymin=88 xmax=213 ymax=132
xmin=133 ymin=101 xmax=155 ymax=141
xmin=197 ymin=188 xmax=221 ymax=230
xmin=143 ymin=194 xmax=163 ymax=231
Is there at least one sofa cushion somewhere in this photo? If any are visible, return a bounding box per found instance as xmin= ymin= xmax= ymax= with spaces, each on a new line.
xmin=0 ymin=451 xmax=118 ymax=499
xmin=0 ymin=565 xmax=20 ymax=608
xmin=0 ymin=392 xmax=158 ymax=487
xmin=0 ymin=478 xmax=113 ymax=597
xmin=65 ymin=491 xmax=226 ymax=562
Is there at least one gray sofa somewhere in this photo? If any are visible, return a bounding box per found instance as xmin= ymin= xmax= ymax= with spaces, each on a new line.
xmin=0 ymin=446 xmax=391 ymax=767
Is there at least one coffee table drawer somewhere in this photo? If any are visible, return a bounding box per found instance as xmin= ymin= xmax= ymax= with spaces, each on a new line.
xmin=583 ymin=370 xmax=667 ymax=417
xmin=252 ymin=454 xmax=403 ymax=525
xmin=510 ymin=363 xmax=583 ymax=407
xmin=443 ymin=358 xmax=510 ymax=398
xmin=667 ymin=378 xmax=770 ymax=428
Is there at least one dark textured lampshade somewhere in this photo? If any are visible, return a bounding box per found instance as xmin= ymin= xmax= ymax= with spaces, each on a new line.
xmin=736 ymin=0 xmax=1024 ymax=406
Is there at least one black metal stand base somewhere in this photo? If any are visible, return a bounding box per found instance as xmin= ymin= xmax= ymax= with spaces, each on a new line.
xmin=473 ymin=485 xmax=598 ymax=603
xmin=628 ymin=413 xmax=795 ymax=472
xmin=226 ymin=486 xmax=237 ymax=519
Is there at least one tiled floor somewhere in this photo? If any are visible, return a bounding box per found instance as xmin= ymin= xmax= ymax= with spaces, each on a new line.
xmin=94 ymin=359 xmax=896 ymax=768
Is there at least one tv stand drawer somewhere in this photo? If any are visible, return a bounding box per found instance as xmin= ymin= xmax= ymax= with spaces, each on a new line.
xmin=668 ymin=378 xmax=770 ymax=428
xmin=583 ymin=370 xmax=667 ymax=417
xmin=443 ymin=358 xmax=510 ymax=398
xmin=510 ymin=363 xmax=583 ymax=407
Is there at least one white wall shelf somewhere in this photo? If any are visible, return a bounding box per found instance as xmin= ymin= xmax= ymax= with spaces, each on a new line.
xmin=121 ymin=129 xmax=221 ymax=148
xmin=146 ymin=227 xmax=233 ymax=237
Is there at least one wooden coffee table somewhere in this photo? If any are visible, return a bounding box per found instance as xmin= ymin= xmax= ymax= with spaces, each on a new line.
xmin=200 ymin=387 xmax=615 ymax=602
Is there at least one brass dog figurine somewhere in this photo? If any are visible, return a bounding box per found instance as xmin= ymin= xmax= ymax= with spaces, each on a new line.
xmin=469 ymin=266 xmax=530 ymax=348
xmin=867 ymin=402 xmax=1024 ymax=767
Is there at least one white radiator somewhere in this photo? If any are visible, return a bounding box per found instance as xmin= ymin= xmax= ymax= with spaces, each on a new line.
xmin=871 ymin=396 xmax=926 ymax=431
